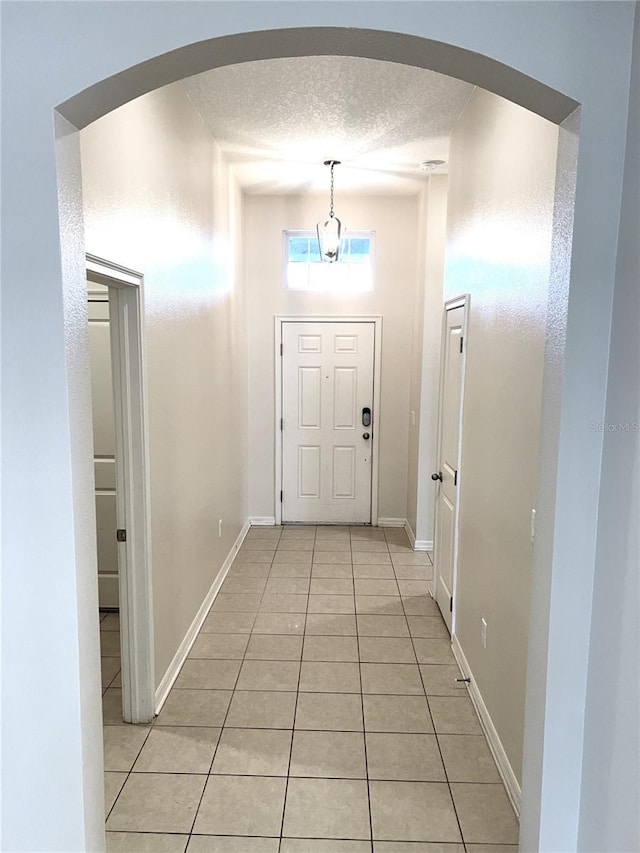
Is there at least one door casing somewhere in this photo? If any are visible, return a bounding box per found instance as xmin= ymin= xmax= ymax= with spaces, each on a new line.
xmin=432 ymin=294 xmax=470 ymax=635
xmin=275 ymin=315 xmax=382 ymax=526
xmin=86 ymin=254 xmax=154 ymax=724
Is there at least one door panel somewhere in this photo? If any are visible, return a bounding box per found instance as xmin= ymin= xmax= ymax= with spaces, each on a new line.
xmin=434 ymin=305 xmax=466 ymax=632
xmin=299 ymin=334 xmax=322 ymax=353
xmin=88 ymin=287 xmax=119 ymax=608
xmin=299 ymin=368 xmax=322 ymax=428
xmin=298 ymin=446 xmax=321 ymax=498
xmin=335 ymin=335 xmax=358 ymax=353
xmin=437 ymin=492 xmax=455 ymax=603
xmin=333 ymin=446 xmax=356 ymax=498
xmin=95 ymin=493 xmax=118 ymax=577
xmin=334 ymin=368 xmax=357 ymax=429
xmin=88 ymin=308 xmax=116 ymax=454
xmin=282 ymin=321 xmax=375 ymax=523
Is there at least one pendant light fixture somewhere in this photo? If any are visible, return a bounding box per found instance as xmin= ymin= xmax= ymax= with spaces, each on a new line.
xmin=317 ymin=159 xmax=343 ymax=263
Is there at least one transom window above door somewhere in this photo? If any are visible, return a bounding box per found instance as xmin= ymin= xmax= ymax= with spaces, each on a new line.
xmin=283 ymin=230 xmax=375 ymax=293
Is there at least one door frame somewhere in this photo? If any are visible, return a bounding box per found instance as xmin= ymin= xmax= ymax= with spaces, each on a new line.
xmin=86 ymin=254 xmax=155 ymax=724
xmin=432 ymin=294 xmax=470 ymax=635
xmin=274 ymin=315 xmax=383 ymax=526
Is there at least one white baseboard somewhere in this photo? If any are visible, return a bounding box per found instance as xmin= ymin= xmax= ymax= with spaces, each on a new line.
xmin=249 ymin=517 xmax=276 ymax=526
xmin=404 ymin=520 xmax=416 ymax=547
xmin=404 ymin=519 xmax=433 ymax=552
xmin=451 ymin=634 xmax=522 ymax=817
xmin=154 ymin=519 xmax=251 ymax=714
xmin=386 ymin=520 xmax=434 ymax=553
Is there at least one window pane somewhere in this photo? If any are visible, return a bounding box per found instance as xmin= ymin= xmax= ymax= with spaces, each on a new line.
xmin=287 ymin=263 xmax=310 ymax=290
xmin=308 ymin=237 xmax=321 ymax=262
xmin=348 ymin=264 xmax=373 ymax=290
xmin=289 ymin=237 xmax=311 ymax=262
xmin=285 ymin=231 xmax=373 ymax=292
xmin=348 ymin=238 xmax=370 ymax=263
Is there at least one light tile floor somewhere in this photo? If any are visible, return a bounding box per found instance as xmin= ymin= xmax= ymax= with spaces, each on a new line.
xmin=101 ymin=525 xmax=519 ymax=852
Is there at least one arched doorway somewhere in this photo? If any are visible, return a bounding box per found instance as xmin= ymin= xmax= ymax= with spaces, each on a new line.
xmin=60 ymin=32 xmax=577 ymax=848
xmin=3 ymin=8 xmax=628 ymax=852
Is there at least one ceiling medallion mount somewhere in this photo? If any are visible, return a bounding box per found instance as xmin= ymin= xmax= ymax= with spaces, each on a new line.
xmin=317 ymin=160 xmax=343 ymax=263
xmin=419 ymin=159 xmax=446 ymax=172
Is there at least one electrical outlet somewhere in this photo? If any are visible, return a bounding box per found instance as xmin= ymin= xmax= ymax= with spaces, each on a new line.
xmin=410 ymin=410 xmax=416 ymax=427
xmin=481 ymin=617 xmax=487 ymax=649
xmin=218 ymin=519 xmax=223 ymax=539
xmin=531 ymin=508 xmax=536 ymax=544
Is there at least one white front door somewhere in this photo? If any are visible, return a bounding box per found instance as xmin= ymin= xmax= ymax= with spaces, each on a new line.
xmin=434 ymin=302 xmax=466 ymax=632
xmin=281 ymin=321 xmax=375 ymax=523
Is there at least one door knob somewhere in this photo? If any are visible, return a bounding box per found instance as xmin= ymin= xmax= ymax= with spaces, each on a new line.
xmin=431 ymin=472 xmax=443 ymax=482
xmin=363 ymin=432 xmax=370 ymax=440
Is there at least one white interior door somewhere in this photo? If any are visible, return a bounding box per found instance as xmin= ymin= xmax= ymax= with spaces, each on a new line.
xmin=88 ymin=283 xmax=119 ymax=608
xmin=281 ymin=321 xmax=375 ymax=523
xmin=87 ymin=255 xmax=155 ymax=723
xmin=434 ymin=303 xmax=466 ymax=632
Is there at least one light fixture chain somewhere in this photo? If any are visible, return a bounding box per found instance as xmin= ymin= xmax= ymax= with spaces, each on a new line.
xmin=330 ymin=162 xmax=335 ymax=218
xmin=317 ymin=159 xmax=342 ymax=263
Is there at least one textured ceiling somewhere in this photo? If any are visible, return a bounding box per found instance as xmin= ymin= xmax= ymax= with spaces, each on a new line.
xmin=181 ymin=56 xmax=474 ymax=194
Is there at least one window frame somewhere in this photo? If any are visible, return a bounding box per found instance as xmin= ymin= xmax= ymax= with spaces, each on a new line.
xmin=282 ymin=229 xmax=376 ymax=293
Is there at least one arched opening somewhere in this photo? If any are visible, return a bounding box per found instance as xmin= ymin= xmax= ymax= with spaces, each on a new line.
xmin=61 ymin=29 xmax=578 ymax=850
xmin=7 ymin=9 xmax=635 ymax=852
xmin=57 ymin=28 xmax=578 ymax=130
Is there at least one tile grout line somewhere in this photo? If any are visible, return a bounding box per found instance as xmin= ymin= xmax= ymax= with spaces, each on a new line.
xmin=103 ymin=719 xmax=153 ymax=826
xmin=405 ymin=549 xmax=466 ymax=849
xmin=276 ymin=524 xmax=313 ymax=853
xmin=354 ymin=529 xmax=377 ymax=853
xmin=277 ymin=526 xmax=316 ymax=851
xmin=102 ymin=658 xmax=121 ymax=695
xmin=102 ymin=612 xmax=153 ymax=828
xmin=125 ymin=772 xmax=495 ymax=781
xmin=186 ymin=526 xmax=284 ymax=844
xmin=386 ymin=533 xmax=464 ymax=848
xmin=417 ymin=656 xmax=467 ymax=848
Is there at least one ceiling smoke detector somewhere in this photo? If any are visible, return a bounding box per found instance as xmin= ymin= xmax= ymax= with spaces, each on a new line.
xmin=419 ymin=160 xmax=446 ymax=171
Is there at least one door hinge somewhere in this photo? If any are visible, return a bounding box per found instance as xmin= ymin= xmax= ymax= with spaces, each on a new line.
xmin=280 ymin=490 xmax=283 ymax=503
xmin=280 ymin=343 xmax=283 ymax=356
xmin=116 ymin=529 xmax=127 ymax=543
xmin=280 ymin=418 xmax=283 ymax=431
xmin=454 ymin=470 xmax=458 ymax=486
xmin=460 ymin=336 xmax=464 ymax=354
xmin=450 ymin=596 xmax=454 ymax=612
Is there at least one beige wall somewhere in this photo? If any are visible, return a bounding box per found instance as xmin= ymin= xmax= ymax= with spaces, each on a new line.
xmin=80 ymin=83 xmax=248 ymax=687
xmin=579 ymin=7 xmax=640 ymax=847
xmin=444 ymin=88 xmax=559 ymax=784
xmin=406 ymin=175 xmax=448 ymax=544
xmin=405 ymin=188 xmax=429 ymax=539
xmin=244 ymin=194 xmax=420 ymax=522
